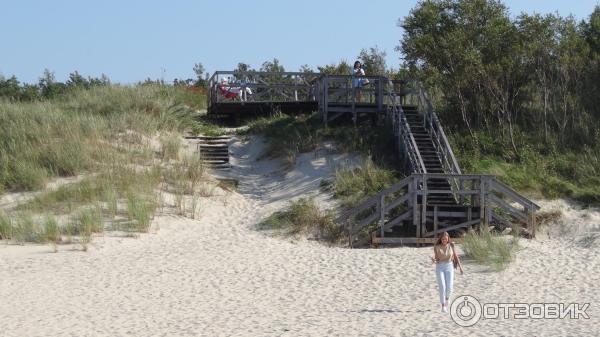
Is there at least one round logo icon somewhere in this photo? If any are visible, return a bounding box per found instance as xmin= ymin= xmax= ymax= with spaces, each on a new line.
xmin=450 ymin=295 xmax=482 ymax=327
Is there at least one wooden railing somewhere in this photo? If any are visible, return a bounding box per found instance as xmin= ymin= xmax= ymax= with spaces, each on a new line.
xmin=315 ymin=74 xmax=389 ymax=124
xmin=207 ymin=71 xmax=318 ymax=108
xmin=341 ymin=174 xmax=540 ymax=246
xmin=385 ymin=87 xmax=426 ymax=174
xmin=416 ymin=82 xmax=462 ymax=176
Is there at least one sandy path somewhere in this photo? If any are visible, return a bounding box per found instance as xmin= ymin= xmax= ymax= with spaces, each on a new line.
xmin=1 ymin=137 xmax=599 ymax=336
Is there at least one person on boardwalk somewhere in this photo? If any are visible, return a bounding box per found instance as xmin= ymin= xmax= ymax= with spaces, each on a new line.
xmin=431 ymin=231 xmax=463 ymax=313
xmin=352 ymin=61 xmax=368 ymax=102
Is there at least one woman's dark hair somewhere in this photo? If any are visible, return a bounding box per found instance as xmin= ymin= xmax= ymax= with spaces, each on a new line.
xmin=435 ymin=231 xmax=450 ymax=246
xmin=354 ymin=61 xmax=361 ymax=68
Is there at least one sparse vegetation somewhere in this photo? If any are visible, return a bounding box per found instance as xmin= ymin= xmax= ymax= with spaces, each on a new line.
xmin=126 ymin=194 xmax=154 ymax=232
xmin=160 ymin=133 xmax=182 ymax=161
xmin=245 ymin=112 xmax=399 ymax=168
xmin=0 ymin=211 xmax=11 ymax=240
xmin=42 ymin=216 xmax=60 ymax=252
xmin=260 ymin=197 xmax=344 ymax=242
xmin=461 ymin=229 xmax=519 ymax=271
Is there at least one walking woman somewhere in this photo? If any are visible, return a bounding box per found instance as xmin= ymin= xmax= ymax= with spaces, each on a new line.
xmin=431 ymin=231 xmax=463 ymax=313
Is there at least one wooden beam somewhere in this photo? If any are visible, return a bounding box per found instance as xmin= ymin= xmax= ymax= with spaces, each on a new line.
xmin=379 ymin=195 xmax=385 ymax=238
xmin=433 ymin=206 xmax=438 ymax=237
xmin=423 ymin=219 xmax=480 ymax=237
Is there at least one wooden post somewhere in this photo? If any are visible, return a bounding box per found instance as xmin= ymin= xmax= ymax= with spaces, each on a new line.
xmin=421 ymin=176 xmax=428 ymax=238
xmin=377 ymin=77 xmax=383 ymax=113
xmin=412 ymin=177 xmax=419 ymax=238
xmin=530 ymin=203 xmax=536 ymax=238
xmin=459 ymin=179 xmax=464 ymax=204
xmin=433 ymin=205 xmax=438 ymax=237
xmin=379 ymin=195 xmax=385 ymax=238
xmin=351 ymin=77 xmax=357 ymax=126
xmin=486 ymin=203 xmax=492 ymax=228
xmin=323 ymin=75 xmax=329 ymax=125
xmin=479 ymin=176 xmax=487 ymax=229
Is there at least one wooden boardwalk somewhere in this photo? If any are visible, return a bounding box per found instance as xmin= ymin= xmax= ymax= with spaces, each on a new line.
xmin=206 ymin=71 xmax=539 ymax=246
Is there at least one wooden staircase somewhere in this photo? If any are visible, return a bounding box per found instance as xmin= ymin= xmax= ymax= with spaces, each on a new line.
xmin=334 ymin=80 xmax=540 ymax=246
xmin=196 ymin=136 xmax=231 ymax=170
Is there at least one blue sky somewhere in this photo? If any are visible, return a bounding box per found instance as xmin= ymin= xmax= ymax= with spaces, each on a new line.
xmin=1 ymin=0 xmax=598 ymax=84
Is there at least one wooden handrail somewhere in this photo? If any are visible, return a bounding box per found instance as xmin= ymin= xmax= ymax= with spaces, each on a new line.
xmin=487 ymin=179 xmax=541 ymax=210
xmin=343 ymin=174 xmax=540 ymax=243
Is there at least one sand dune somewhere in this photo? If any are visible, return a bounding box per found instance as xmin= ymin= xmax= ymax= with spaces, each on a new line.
xmin=1 ymin=136 xmax=598 ymax=336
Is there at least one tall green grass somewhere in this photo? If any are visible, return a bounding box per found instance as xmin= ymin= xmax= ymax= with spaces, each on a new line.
xmin=451 ymin=131 xmax=600 ymax=205
xmin=461 ymin=230 xmax=519 ymax=271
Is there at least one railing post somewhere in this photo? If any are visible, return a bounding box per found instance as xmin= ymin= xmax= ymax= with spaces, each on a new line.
xmin=459 ymin=179 xmax=464 ymax=205
xmin=480 ymin=176 xmax=487 ymax=230
xmin=433 ymin=205 xmax=438 ymax=238
xmin=379 ymin=194 xmax=385 ymax=238
xmin=411 ymin=177 xmax=419 ymax=238
xmin=351 ymin=77 xmax=357 ymax=126
xmin=421 ymin=176 xmax=428 ymax=237
xmin=529 ymin=203 xmax=536 ymax=238
xmin=377 ymin=77 xmax=383 ymax=113
xmin=323 ymin=75 xmax=329 ymax=125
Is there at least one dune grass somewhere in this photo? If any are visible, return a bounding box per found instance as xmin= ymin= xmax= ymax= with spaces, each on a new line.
xmin=332 ymin=157 xmax=398 ymax=209
xmin=126 ymin=193 xmax=155 ymax=232
xmin=461 ymin=229 xmax=519 ymax=271
xmin=260 ymin=197 xmax=343 ymax=242
xmin=0 ymin=84 xmax=214 ymax=249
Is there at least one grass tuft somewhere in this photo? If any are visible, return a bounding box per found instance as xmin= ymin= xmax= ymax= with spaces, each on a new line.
xmin=333 ymin=157 xmax=397 ymax=208
xmin=260 ymin=197 xmax=343 ymax=242
xmin=461 ymin=229 xmax=519 ymax=271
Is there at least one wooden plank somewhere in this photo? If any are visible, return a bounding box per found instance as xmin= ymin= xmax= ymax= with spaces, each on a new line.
xmin=488 ymin=179 xmax=541 ymax=210
xmin=479 ymin=176 xmax=485 ymax=226
xmin=371 ymin=237 xmax=466 ymax=245
xmin=433 ymin=206 xmax=438 ymax=237
xmin=424 ymin=210 xmax=479 ymax=218
xmin=487 ymin=194 xmax=528 ymax=222
xmin=383 ymin=193 xmax=410 ymax=213
xmin=421 ymin=178 xmax=428 ymax=237
xmin=412 ymin=178 xmax=419 ymax=234
xmin=423 ymin=219 xmax=479 ymax=237
xmin=380 ymin=211 xmax=412 ymax=232
xmin=379 ymin=195 xmax=385 ymax=238
xmin=351 ymin=211 xmax=380 ymax=234
xmin=529 ymin=202 xmax=536 ymax=238
xmin=416 ymin=189 xmax=479 ymax=195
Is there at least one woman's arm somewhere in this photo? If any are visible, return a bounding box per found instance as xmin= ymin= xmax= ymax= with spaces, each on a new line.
xmin=451 ymin=243 xmax=464 ymax=274
xmin=431 ymin=246 xmax=438 ymax=264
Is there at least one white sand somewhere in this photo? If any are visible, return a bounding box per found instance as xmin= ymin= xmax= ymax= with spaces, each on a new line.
xmin=1 ymin=136 xmax=599 ymax=336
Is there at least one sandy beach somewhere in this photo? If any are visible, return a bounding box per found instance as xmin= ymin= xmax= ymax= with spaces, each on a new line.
xmin=1 ymin=136 xmax=599 ymax=336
